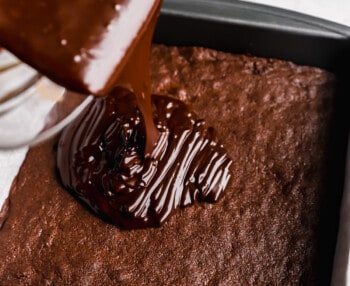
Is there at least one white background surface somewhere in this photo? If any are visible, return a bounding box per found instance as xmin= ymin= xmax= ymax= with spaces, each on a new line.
xmin=0 ymin=0 xmax=349 ymax=284
xmin=243 ymin=0 xmax=350 ymax=27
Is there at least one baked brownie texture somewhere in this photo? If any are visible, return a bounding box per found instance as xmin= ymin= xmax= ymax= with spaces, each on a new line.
xmin=0 ymin=45 xmax=335 ymax=285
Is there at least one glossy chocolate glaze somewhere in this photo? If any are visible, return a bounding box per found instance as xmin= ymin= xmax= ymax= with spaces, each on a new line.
xmin=57 ymin=87 xmax=232 ymax=229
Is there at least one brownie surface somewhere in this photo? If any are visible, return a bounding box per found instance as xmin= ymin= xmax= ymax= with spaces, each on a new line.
xmin=0 ymin=45 xmax=335 ymax=285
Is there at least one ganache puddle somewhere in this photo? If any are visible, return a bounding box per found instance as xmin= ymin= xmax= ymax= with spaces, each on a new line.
xmin=55 ymin=1 xmax=233 ymax=229
xmin=57 ymin=88 xmax=232 ymax=229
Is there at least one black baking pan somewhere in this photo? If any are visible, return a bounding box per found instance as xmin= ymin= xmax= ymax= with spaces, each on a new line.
xmin=154 ymin=0 xmax=350 ymax=284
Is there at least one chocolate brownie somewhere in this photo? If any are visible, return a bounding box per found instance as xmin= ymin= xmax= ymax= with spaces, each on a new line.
xmin=0 ymin=45 xmax=335 ymax=285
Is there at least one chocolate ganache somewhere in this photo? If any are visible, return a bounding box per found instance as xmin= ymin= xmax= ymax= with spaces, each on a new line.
xmin=57 ymin=88 xmax=232 ymax=229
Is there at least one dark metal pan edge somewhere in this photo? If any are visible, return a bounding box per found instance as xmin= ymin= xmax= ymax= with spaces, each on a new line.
xmin=161 ymin=0 xmax=350 ymax=40
xmin=156 ymin=1 xmax=350 ymax=72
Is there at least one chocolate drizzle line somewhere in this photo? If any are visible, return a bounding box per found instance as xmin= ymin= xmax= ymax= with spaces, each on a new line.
xmin=57 ymin=88 xmax=232 ymax=229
